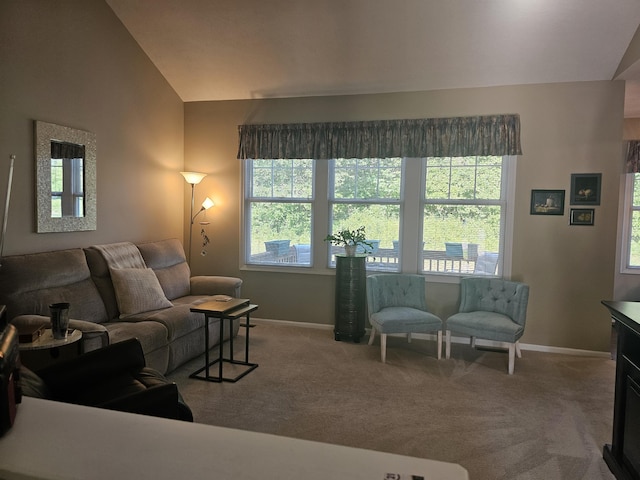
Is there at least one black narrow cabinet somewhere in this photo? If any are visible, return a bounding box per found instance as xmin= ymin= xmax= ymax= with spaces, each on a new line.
xmin=601 ymin=300 xmax=640 ymax=480
xmin=334 ymin=255 xmax=366 ymax=343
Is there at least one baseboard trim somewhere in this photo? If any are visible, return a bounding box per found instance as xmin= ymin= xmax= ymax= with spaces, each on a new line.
xmin=251 ymin=317 xmax=611 ymax=358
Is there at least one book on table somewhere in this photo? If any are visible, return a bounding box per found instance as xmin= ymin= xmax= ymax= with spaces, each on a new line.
xmin=191 ymin=298 xmax=250 ymax=314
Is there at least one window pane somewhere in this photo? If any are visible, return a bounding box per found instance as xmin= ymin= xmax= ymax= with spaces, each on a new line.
xmin=252 ymin=160 xmax=275 ymax=197
xmin=329 ymin=203 xmax=400 ymax=270
xmin=422 ymin=204 xmax=501 ymax=274
xmin=75 ymin=196 xmax=84 ymax=217
xmin=450 ymin=166 xmax=475 ymax=199
xmin=51 ymin=196 xmax=62 ymax=218
xmin=425 ymin=166 xmax=451 ymax=198
xmin=51 ymin=158 xmax=63 ymax=193
xmin=248 ymin=202 xmax=312 ymax=265
xmin=634 ymin=174 xmax=640 ymax=206
xmin=333 ymin=158 xmax=401 ymax=200
xmin=71 ymin=158 xmax=84 ymax=195
xmin=627 ymin=174 xmax=640 ymax=269
xmin=251 ymin=159 xmax=313 ymax=199
xmin=630 ymin=210 xmax=640 ymax=268
xmin=426 ymin=156 xmax=502 ymax=200
xmin=475 ymin=165 xmax=502 ymax=199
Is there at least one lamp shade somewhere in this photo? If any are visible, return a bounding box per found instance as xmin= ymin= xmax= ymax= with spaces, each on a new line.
xmin=180 ymin=171 xmax=207 ymax=185
xmin=201 ymin=197 xmax=215 ymax=210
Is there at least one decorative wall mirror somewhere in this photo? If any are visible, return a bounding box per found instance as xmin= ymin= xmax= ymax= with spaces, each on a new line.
xmin=35 ymin=121 xmax=97 ymax=232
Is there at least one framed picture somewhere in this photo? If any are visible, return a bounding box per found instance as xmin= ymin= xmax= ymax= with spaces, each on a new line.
xmin=570 ymin=173 xmax=601 ymax=205
xmin=530 ymin=189 xmax=565 ymax=215
xmin=570 ymin=208 xmax=595 ymax=226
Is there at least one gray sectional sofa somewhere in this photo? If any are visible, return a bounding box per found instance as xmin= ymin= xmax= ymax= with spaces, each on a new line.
xmin=0 ymin=238 xmax=242 ymax=374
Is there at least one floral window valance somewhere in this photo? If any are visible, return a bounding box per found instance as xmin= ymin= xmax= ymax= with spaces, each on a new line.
xmin=237 ymin=114 xmax=522 ymax=160
xmin=627 ymin=140 xmax=640 ymax=173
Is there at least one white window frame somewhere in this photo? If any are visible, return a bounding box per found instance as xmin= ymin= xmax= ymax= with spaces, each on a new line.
xmin=241 ymin=156 xmax=516 ymax=281
xmin=327 ymin=158 xmax=404 ymax=271
xmin=242 ymin=159 xmax=316 ymax=270
xmin=417 ymin=155 xmax=515 ymax=282
xmin=620 ymin=173 xmax=640 ymax=273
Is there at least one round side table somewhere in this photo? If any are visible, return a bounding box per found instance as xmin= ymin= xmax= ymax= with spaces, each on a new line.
xmin=19 ymin=329 xmax=83 ymax=370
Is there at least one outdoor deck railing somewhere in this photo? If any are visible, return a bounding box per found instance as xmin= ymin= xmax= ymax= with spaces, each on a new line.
xmin=249 ymin=245 xmax=478 ymax=273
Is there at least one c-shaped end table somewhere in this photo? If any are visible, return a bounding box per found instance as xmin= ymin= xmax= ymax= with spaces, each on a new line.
xmin=189 ymin=298 xmax=259 ymax=383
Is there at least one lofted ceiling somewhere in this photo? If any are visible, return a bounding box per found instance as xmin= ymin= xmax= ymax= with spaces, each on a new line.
xmin=106 ymin=0 xmax=640 ymax=117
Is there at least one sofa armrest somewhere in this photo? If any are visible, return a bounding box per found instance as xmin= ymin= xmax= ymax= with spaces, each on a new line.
xmin=35 ymin=338 xmax=146 ymax=391
xmin=190 ymin=275 xmax=242 ymax=297
xmin=11 ymin=314 xmax=109 ymax=352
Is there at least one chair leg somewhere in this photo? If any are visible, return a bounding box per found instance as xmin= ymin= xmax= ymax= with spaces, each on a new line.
xmin=437 ymin=330 xmax=442 ymax=360
xmin=407 ymin=333 xmax=412 ymax=343
xmin=445 ymin=330 xmax=451 ymax=359
xmin=508 ymin=343 xmax=515 ymax=375
xmin=515 ymin=341 xmax=522 ymax=358
xmin=380 ymin=334 xmax=387 ymax=363
xmin=368 ymin=328 xmax=376 ymax=346
xmin=470 ymin=336 xmax=476 ymax=348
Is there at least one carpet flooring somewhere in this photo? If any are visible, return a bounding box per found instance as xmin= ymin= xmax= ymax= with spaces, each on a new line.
xmin=167 ymin=321 xmax=616 ymax=480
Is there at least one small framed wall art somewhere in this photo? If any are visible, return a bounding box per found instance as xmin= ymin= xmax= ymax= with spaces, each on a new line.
xmin=530 ymin=189 xmax=565 ymax=215
xmin=570 ymin=173 xmax=601 ymax=205
xmin=569 ymin=208 xmax=595 ymax=226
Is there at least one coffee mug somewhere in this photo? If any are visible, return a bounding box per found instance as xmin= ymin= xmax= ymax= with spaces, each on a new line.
xmin=49 ymin=302 xmax=70 ymax=339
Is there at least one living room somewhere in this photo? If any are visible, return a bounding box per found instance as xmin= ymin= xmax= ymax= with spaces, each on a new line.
xmin=1 ymin=1 xmax=640 ymax=478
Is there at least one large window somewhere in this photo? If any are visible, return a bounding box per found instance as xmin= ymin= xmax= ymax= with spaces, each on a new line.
xmin=328 ymin=158 xmax=402 ymax=270
xmin=245 ymin=159 xmax=314 ymax=266
xmin=422 ymin=156 xmax=506 ymax=276
xmin=244 ymin=156 xmax=513 ymax=277
xmin=622 ymin=173 xmax=640 ymax=272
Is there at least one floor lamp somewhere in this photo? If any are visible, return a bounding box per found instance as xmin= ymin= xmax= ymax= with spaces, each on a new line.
xmin=180 ymin=171 xmax=213 ymax=265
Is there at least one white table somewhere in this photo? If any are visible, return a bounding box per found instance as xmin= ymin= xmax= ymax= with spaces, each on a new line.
xmin=0 ymin=397 xmax=468 ymax=480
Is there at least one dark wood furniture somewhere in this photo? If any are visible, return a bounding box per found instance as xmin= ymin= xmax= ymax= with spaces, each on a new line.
xmin=601 ymin=300 xmax=640 ymax=480
xmin=334 ymin=255 xmax=366 ymax=343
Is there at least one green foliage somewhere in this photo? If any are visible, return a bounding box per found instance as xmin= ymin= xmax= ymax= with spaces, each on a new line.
xmin=324 ymin=225 xmax=372 ymax=249
xmin=248 ymin=156 xmax=504 ymax=257
xmin=250 ymin=203 xmax=311 ymax=252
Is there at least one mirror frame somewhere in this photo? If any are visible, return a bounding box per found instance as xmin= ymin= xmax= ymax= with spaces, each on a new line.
xmin=35 ymin=121 xmax=97 ymax=233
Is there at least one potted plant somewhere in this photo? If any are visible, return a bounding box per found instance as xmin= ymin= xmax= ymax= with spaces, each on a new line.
xmin=324 ymin=226 xmax=373 ymax=257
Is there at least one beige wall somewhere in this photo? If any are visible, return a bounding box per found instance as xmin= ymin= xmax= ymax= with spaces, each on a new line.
xmin=0 ymin=0 xmax=184 ymax=255
xmin=1 ymin=1 xmax=624 ymax=353
xmin=186 ymin=81 xmax=625 ymax=352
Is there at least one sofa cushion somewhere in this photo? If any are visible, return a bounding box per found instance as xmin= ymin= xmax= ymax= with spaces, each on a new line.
xmin=0 ymin=248 xmax=109 ymax=323
xmin=103 ymin=320 xmax=168 ymax=352
xmin=110 ymin=268 xmax=173 ymax=318
xmin=84 ymin=246 xmax=120 ymax=320
xmin=137 ymin=239 xmax=191 ymax=300
xmin=120 ymin=303 xmax=204 ymax=342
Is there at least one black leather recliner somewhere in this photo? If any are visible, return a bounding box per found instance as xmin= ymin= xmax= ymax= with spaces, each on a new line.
xmin=20 ymin=338 xmax=193 ymax=422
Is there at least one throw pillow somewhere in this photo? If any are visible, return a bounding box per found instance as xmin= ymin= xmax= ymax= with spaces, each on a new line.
xmin=110 ymin=268 xmax=173 ymax=318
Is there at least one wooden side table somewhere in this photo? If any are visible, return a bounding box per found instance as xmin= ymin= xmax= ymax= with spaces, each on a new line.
xmin=18 ymin=329 xmax=83 ymax=371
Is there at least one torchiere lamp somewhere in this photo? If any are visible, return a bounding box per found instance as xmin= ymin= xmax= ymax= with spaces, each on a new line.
xmin=180 ymin=171 xmax=213 ymax=264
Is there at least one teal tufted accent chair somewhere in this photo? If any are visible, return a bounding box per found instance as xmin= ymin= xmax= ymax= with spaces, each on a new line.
xmin=445 ymin=277 xmax=530 ymax=374
xmin=366 ymin=274 xmax=443 ymax=363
